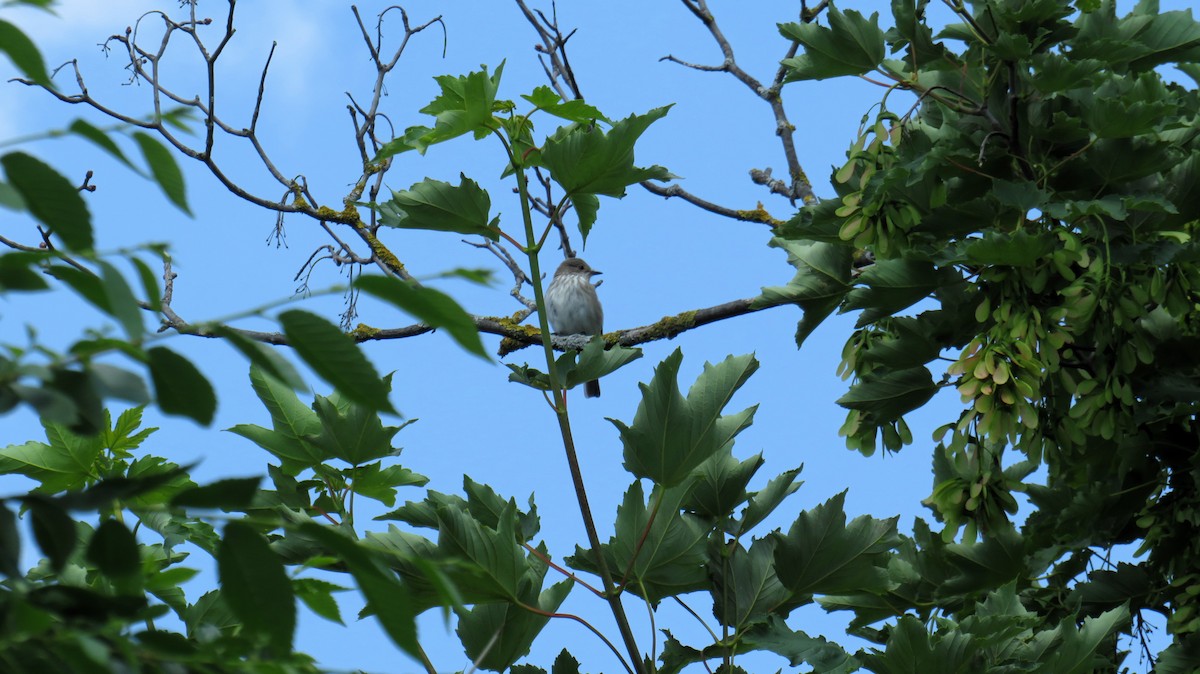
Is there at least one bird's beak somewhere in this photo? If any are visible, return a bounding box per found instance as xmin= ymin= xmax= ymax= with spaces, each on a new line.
xmin=591 ymin=270 xmax=603 ymax=276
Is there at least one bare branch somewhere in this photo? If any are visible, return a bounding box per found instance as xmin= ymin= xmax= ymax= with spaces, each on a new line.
xmin=640 ymin=181 xmax=783 ymax=226
xmin=514 ymin=0 xmax=582 ymax=99
xmin=667 ymin=0 xmax=815 ymax=205
xmin=463 ymin=237 xmax=536 ymax=314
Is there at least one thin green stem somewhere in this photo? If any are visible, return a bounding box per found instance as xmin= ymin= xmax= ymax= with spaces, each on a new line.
xmin=502 ymin=128 xmax=646 ymax=674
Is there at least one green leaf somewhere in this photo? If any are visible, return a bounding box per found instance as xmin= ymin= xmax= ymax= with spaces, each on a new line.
xmin=710 ymin=538 xmax=796 ymax=630
xmin=420 ymin=63 xmax=505 ymax=146
xmin=462 ymin=476 xmax=540 ymax=542
xmin=1043 ymin=605 xmax=1130 ymax=673
xmin=293 ymin=577 xmax=348 ymax=625
xmin=962 ymin=230 xmax=1057 ymax=268
xmin=170 ymin=477 xmax=262 ymax=509
xmin=184 ymin=590 xmax=239 ymax=638
xmin=89 ymin=364 xmax=151 ymax=405
xmin=1 ymin=152 xmax=93 ymax=251
xmin=227 ymin=424 xmax=321 ymax=473
xmin=227 ymin=366 xmax=324 ymax=472
xmin=941 ymin=526 xmax=1028 ymax=596
xmin=570 ymin=482 xmax=709 ymax=604
xmin=888 ymin=0 xmax=953 ymax=70
xmin=506 ymin=341 xmax=642 ymax=394
xmin=757 ymin=239 xmax=853 ymax=347
xmin=772 ymin=490 xmax=899 ymax=596
xmin=1074 ymin=562 xmax=1150 ymax=608
xmin=0 ymin=503 xmax=19 ymax=578
xmin=45 ymin=264 xmax=108 ymax=313
xmin=859 ymin=615 xmax=975 ymax=673
xmin=0 ymin=427 xmax=101 ymax=493
xmin=375 ymin=63 xmax=507 ymax=160
xmin=218 ymin=521 xmax=295 ymax=654
xmin=737 ymin=465 xmax=804 ymax=535
xmin=376 ymin=174 xmax=499 ymax=241
xmin=0 ymin=19 xmax=50 ymax=86
xmin=277 ymin=309 xmax=395 ymax=414
xmin=364 ymin=525 xmax=466 ymax=612
xmin=0 ymin=180 xmax=25 ymax=211
xmin=552 ymin=650 xmax=583 ymax=674
xmin=0 ymin=251 xmax=48 ymax=291
xmin=836 ymin=366 xmax=937 ymax=422
xmin=612 ymin=349 xmax=758 ymax=487
xmin=55 ymin=465 xmax=186 ymax=512
xmin=569 ymin=339 xmax=641 ymax=388
xmin=211 ymin=326 xmax=307 ymax=390
xmin=250 ymin=363 xmax=319 ymax=435
xmin=121 ymin=456 xmax=198 ymax=512
xmin=1074 ymin=6 xmax=1200 ymax=71
xmin=348 ymin=462 xmax=428 ymax=508
xmin=147 ymin=346 xmax=216 ymax=425
xmin=86 ymin=519 xmax=142 ymax=591
xmin=436 ymin=503 xmax=526 ymax=603
xmin=683 ymin=448 xmax=762 ymax=521
xmin=96 ymin=260 xmax=144 ymax=340
xmin=522 ymin=86 xmax=610 ymax=124
xmin=298 ymin=523 xmax=421 ymax=657
xmin=25 ymin=496 xmax=77 ymax=572
xmin=130 ymin=256 xmax=162 ymax=312
xmin=539 ymin=106 xmax=674 ymax=199
xmin=779 ymin=8 xmax=886 ymax=81
xmin=132 ymin=132 xmax=191 ymax=215
xmin=356 ymin=275 xmax=488 ymax=359
xmin=373 ymin=124 xmax=434 ymax=161
xmin=572 ymin=192 xmax=600 ymax=242
xmin=456 ymin=577 xmax=573 ymax=671
xmin=843 ymin=260 xmax=959 ymax=326
xmin=68 ymin=119 xmax=142 ymax=174
xmin=741 ymin=615 xmax=861 ymax=673
xmin=307 ymin=392 xmax=409 ymax=465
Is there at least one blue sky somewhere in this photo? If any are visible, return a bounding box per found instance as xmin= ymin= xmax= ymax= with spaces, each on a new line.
xmin=0 ymin=1 xmax=1180 ymax=672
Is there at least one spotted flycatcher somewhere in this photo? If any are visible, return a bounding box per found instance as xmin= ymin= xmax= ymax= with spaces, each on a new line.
xmin=546 ymin=257 xmax=603 ymax=398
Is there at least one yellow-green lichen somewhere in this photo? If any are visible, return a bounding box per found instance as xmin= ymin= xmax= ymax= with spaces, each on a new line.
xmin=497 ymin=315 xmax=542 ymax=339
xmin=315 ymin=205 xmax=341 ymax=220
xmin=737 ymin=203 xmax=784 ymax=226
xmin=647 ymin=311 xmax=698 ymax=340
xmin=350 ymin=323 xmax=381 ymax=341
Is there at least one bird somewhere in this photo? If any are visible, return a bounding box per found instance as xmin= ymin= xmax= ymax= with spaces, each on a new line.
xmin=545 ymin=257 xmax=604 ymax=398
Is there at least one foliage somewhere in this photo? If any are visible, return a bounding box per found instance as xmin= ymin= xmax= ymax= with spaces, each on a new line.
xmin=1 ymin=0 xmax=1199 ymax=673
xmin=775 ymin=0 xmax=1200 ymax=668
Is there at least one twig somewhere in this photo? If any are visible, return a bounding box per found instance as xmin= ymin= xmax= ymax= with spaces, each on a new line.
xmin=514 ymin=0 xmax=582 ymax=99
xmin=521 ymin=541 xmax=605 ymax=597
xmin=667 ymin=0 xmax=815 ymax=205
xmin=462 ymin=237 xmax=536 ymax=314
xmin=640 ymin=181 xmax=782 ymax=225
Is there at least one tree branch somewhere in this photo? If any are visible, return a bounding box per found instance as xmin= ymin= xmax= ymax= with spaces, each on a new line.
xmin=668 ymin=0 xmax=815 ymax=205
